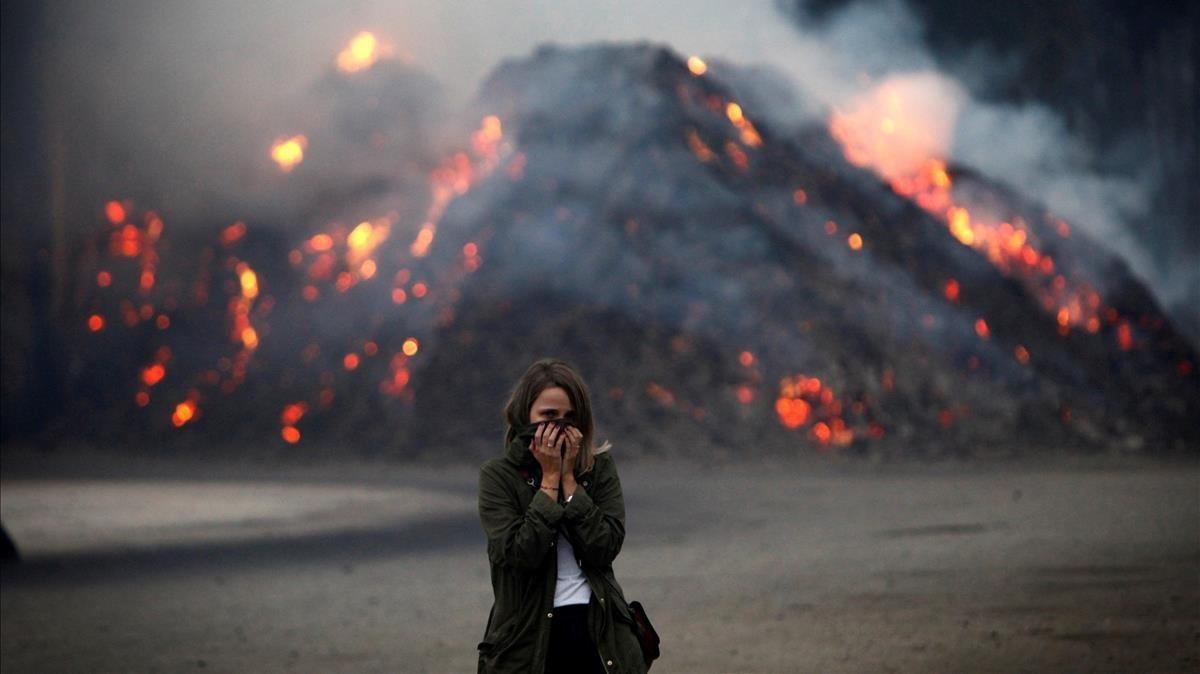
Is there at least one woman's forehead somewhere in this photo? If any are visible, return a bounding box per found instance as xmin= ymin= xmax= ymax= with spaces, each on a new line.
xmin=533 ymin=386 xmax=572 ymax=408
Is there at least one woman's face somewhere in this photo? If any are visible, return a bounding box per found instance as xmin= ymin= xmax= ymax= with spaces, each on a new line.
xmin=529 ymin=386 xmax=575 ymax=425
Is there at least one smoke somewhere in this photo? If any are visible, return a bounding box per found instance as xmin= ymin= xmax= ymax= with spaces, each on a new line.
xmin=41 ymin=0 xmax=1178 ymax=311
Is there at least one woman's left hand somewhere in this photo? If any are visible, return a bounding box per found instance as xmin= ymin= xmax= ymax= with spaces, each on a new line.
xmin=561 ymin=425 xmax=583 ymax=475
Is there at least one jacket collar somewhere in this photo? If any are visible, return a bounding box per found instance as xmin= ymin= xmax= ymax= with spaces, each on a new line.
xmin=503 ymin=422 xmax=600 ymax=476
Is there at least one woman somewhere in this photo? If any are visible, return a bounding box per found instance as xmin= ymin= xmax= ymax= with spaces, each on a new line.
xmin=477 ymin=358 xmax=647 ymax=674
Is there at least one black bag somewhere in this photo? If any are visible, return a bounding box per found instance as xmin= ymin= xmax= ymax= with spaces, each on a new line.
xmin=629 ymin=600 xmax=661 ymax=669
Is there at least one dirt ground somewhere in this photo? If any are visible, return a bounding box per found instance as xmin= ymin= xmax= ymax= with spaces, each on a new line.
xmin=2 ymin=449 xmax=1197 ymax=673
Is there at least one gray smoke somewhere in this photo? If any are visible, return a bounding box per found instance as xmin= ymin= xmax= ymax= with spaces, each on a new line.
xmin=41 ymin=0 xmax=1180 ymax=313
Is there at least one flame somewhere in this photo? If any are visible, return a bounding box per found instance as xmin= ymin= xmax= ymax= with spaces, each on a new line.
xmin=829 ymin=77 xmax=1111 ymax=334
xmin=686 ymin=56 xmax=707 ymax=76
xmin=271 ymin=135 xmax=307 ymax=172
xmin=410 ymin=116 xmax=509 ymax=258
xmin=337 ymin=32 xmax=385 ymax=73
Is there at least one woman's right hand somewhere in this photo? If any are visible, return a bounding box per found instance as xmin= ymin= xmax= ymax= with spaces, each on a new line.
xmin=530 ymin=422 xmax=564 ymax=483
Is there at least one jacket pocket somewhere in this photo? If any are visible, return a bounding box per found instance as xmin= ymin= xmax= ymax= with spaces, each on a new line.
xmin=477 ymin=618 xmax=520 ymax=659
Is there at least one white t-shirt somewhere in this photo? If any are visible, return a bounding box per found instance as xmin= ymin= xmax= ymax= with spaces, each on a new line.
xmin=553 ymin=531 xmax=592 ymax=607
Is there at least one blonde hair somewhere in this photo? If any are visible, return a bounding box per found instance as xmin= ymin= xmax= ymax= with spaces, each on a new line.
xmin=503 ymin=358 xmax=611 ymax=474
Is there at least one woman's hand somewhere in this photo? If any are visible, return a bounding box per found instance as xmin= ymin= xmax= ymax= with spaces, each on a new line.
xmin=561 ymin=426 xmax=583 ymax=499
xmin=530 ymin=422 xmax=565 ymax=488
xmin=561 ymin=425 xmax=583 ymax=475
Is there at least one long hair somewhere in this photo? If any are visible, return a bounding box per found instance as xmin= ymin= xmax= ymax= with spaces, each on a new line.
xmin=503 ymin=358 xmax=611 ymax=474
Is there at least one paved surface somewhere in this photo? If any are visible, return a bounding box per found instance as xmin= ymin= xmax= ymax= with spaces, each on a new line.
xmin=2 ymin=453 xmax=1197 ymax=673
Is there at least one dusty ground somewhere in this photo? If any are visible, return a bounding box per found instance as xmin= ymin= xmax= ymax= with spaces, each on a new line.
xmin=1 ymin=449 xmax=1197 ymax=673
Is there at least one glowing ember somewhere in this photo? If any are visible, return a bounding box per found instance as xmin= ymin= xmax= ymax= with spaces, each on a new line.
xmin=974 ymin=318 xmax=990 ymax=339
xmin=271 ymin=135 xmax=307 ymax=172
xmin=847 ymin=233 xmax=863 ymax=250
xmin=685 ymin=128 xmax=716 ymax=163
xmin=171 ymin=400 xmax=197 ymax=427
xmin=775 ymin=397 xmax=810 ymax=428
xmin=725 ymin=102 xmax=762 ymax=148
xmin=1117 ymin=322 xmax=1133 ymax=350
xmin=141 ymin=364 xmax=166 ymax=387
xmin=281 ymin=426 xmax=301 ymax=444
xmin=220 ymin=222 xmax=246 ymax=246
xmin=105 ymin=200 xmax=126 ymax=225
xmin=402 ymin=338 xmax=419 ymax=356
xmin=337 ymin=32 xmax=384 ymax=73
xmin=343 ymin=353 xmax=360 ymax=371
xmin=280 ymin=402 xmax=308 ymax=426
xmin=943 ymin=278 xmax=960 ymax=302
xmin=738 ymin=350 xmax=755 ymax=367
xmin=96 ymin=271 xmax=112 ymax=287
xmin=87 ymin=314 xmax=105 ymax=332
xmin=1014 ymin=345 xmax=1031 ymax=364
xmin=686 ymin=56 xmax=707 ymax=76
xmin=238 ymin=266 xmax=259 ymax=299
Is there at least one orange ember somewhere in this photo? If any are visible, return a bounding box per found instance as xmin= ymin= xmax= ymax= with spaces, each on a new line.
xmin=943 ymin=278 xmax=959 ymax=302
xmin=402 ymin=337 xmax=419 ymax=356
xmin=141 ymin=364 xmax=166 ymax=387
xmin=97 ymin=271 xmax=112 ymax=287
xmin=685 ymin=129 xmax=716 ymax=163
xmin=686 ymin=56 xmax=707 ymax=76
xmin=343 ymin=353 xmax=360 ymax=371
xmin=775 ymin=397 xmax=810 ymax=428
xmin=1117 ymin=322 xmax=1133 ymax=350
xmin=974 ymin=318 xmax=990 ymax=339
xmin=308 ymin=233 xmax=333 ymax=252
xmin=337 ymin=32 xmax=383 ymax=73
xmin=725 ymin=102 xmax=762 ymax=148
xmin=738 ymin=350 xmax=755 ymax=367
xmin=171 ymin=400 xmax=197 ymax=427
xmin=280 ymin=402 xmax=308 ymax=426
xmin=220 ymin=222 xmax=246 ymax=246
xmin=281 ymin=426 xmax=301 ymax=444
xmin=847 ymin=233 xmax=863 ymax=250
xmin=811 ymin=421 xmax=832 ymax=444
xmin=88 ymin=314 xmax=105 ymax=332
xmin=1014 ymin=344 xmax=1031 ymax=364
xmin=105 ymin=200 xmax=126 ymax=225
xmin=271 ymin=135 xmax=307 ymax=172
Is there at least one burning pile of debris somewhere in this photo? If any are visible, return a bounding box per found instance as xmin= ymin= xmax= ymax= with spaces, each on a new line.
xmin=55 ymin=40 xmax=1198 ymax=458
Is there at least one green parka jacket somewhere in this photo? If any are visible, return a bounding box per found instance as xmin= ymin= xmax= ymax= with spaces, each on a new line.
xmin=477 ymin=431 xmax=647 ymax=674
